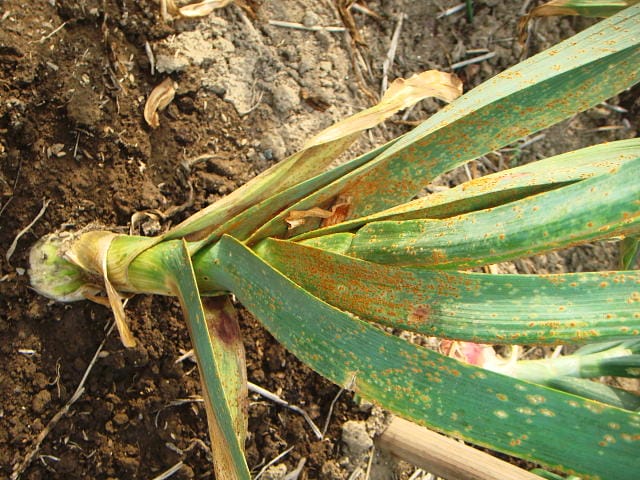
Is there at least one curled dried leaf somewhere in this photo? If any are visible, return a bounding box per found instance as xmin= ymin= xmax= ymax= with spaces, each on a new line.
xmin=518 ymin=1 xmax=640 ymax=44
xmin=285 ymin=207 xmax=333 ymax=229
xmin=321 ymin=195 xmax=353 ymax=227
xmin=161 ymin=0 xmax=180 ymax=19
xmin=144 ymin=78 xmax=176 ymax=129
xmin=161 ymin=0 xmax=232 ymax=19
xmin=180 ymin=0 xmax=233 ymax=17
xmin=304 ymin=70 xmax=462 ymax=148
xmin=285 ymin=196 xmax=354 ymax=229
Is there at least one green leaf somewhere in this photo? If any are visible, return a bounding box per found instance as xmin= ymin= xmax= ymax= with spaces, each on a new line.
xmin=158 ymin=240 xmax=250 ymax=480
xmin=620 ymin=236 xmax=640 ymax=269
xmin=246 ymin=6 xmax=640 ymax=244
xmin=547 ymin=377 xmax=640 ymax=411
xmin=293 ymin=138 xmax=640 ymax=242
xmin=347 ymin=156 xmax=640 ymax=268
xmin=201 ymin=235 xmax=640 ymax=479
xmin=254 ymin=238 xmax=640 ymax=345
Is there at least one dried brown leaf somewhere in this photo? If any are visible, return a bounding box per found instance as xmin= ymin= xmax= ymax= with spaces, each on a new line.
xmin=66 ymin=231 xmax=136 ymax=347
xmin=285 ymin=196 xmax=354 ymax=229
xmin=304 ymin=70 xmax=462 ymax=148
xmin=518 ymin=3 xmax=576 ymax=44
xmin=285 ymin=207 xmax=333 ymax=229
xmin=518 ymin=1 xmax=640 ymax=44
xmin=144 ymin=78 xmax=176 ymax=129
xmin=178 ymin=0 xmax=234 ymax=17
xmin=321 ymin=195 xmax=353 ymax=227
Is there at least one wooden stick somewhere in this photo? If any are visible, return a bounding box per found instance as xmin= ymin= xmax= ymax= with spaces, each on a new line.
xmin=376 ymin=417 xmax=542 ymax=480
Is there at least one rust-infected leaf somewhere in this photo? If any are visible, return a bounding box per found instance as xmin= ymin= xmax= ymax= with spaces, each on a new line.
xmin=144 ymin=78 xmax=176 ymax=129
xmin=304 ymin=70 xmax=462 ymax=148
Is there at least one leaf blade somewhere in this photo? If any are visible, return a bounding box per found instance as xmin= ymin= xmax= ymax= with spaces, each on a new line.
xmin=348 ymin=156 xmax=640 ymax=268
xmin=255 ymin=238 xmax=640 ymax=345
xmin=160 ymin=241 xmax=250 ymax=480
xmin=205 ymin=235 xmax=640 ymax=480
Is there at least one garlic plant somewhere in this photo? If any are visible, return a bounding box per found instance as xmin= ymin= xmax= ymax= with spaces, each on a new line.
xmin=30 ymin=5 xmax=640 ymax=479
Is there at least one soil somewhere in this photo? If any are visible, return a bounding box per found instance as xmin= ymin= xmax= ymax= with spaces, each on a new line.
xmin=0 ymin=1 xmax=638 ymax=480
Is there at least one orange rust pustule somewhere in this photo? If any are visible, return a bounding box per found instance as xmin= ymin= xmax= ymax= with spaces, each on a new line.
xmin=407 ymin=304 xmax=432 ymax=325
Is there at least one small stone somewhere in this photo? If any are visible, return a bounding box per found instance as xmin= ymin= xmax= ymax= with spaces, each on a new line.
xmin=298 ymin=58 xmax=314 ymax=76
xmin=261 ymin=463 xmax=287 ymax=480
xmin=119 ymin=456 xmax=139 ymax=473
xmin=319 ymin=61 xmax=332 ymax=72
xmin=32 ymin=389 xmax=52 ymax=414
xmin=259 ymin=133 xmax=286 ymax=160
xmin=315 ymin=30 xmax=332 ymax=49
xmin=155 ymin=54 xmax=190 ymax=74
xmin=320 ymin=460 xmax=343 ymax=479
xmin=204 ymin=83 xmax=227 ymax=97
xmin=341 ymin=420 xmax=373 ymax=457
xmin=32 ymin=372 xmax=48 ymax=389
xmin=213 ymin=37 xmax=235 ymax=54
xmin=358 ymin=399 xmax=374 ymax=413
xmin=302 ymin=10 xmax=321 ymax=27
xmin=176 ymin=464 xmax=195 ymax=479
xmin=272 ymin=84 xmax=300 ymax=115
xmin=67 ymin=87 xmax=102 ymax=127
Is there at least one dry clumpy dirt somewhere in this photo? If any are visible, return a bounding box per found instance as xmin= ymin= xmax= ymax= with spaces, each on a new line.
xmin=0 ymin=1 xmax=638 ymax=479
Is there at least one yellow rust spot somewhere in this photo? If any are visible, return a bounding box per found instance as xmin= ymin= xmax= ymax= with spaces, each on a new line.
xmin=496 ymin=393 xmax=508 ymax=401
xmin=539 ymin=408 xmax=555 ymax=417
xmin=494 ymin=410 xmax=509 ymax=419
xmin=517 ymin=407 xmax=535 ymax=416
xmin=526 ymin=394 xmax=546 ymax=405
